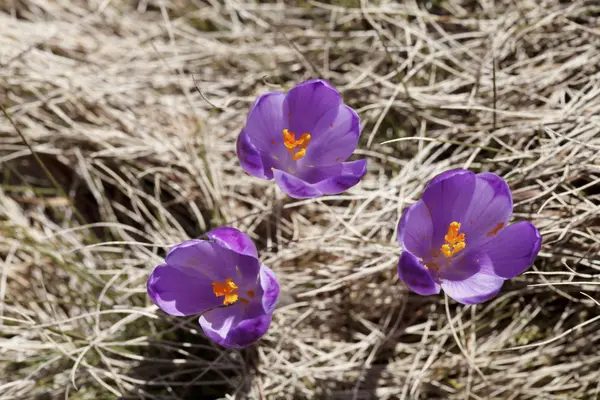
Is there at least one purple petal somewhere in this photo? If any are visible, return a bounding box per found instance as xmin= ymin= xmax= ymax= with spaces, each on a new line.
xmin=244 ymin=91 xmax=289 ymax=158
xmin=236 ymin=129 xmax=274 ymax=180
xmin=166 ymin=239 xmax=204 ymax=258
xmin=165 ymin=240 xmax=229 ymax=281
xmin=476 ymin=221 xmax=542 ymax=279
xmin=199 ymin=303 xmax=272 ymax=349
xmin=460 ymin=172 xmax=513 ymax=249
xmin=397 ymin=251 xmax=441 ymax=296
xmin=441 ymin=273 xmax=504 ymax=305
xmin=147 ymin=264 xmax=222 ymax=316
xmin=310 ymin=159 xmax=367 ymax=194
xmin=425 ymin=168 xmax=469 ymax=189
xmin=199 ymin=304 xmax=242 ymax=345
xmin=222 ymin=314 xmax=272 ymax=348
xmin=259 ymin=265 xmax=280 ymax=315
xmin=283 ymin=79 xmax=342 ymax=135
xmin=439 ymin=252 xmax=481 ymax=282
xmin=206 ymin=226 xmax=258 ymax=259
xmin=421 ymin=169 xmax=477 ymax=249
xmin=272 ymin=169 xmax=322 ymax=198
xmin=273 ymin=159 xmax=366 ymax=198
xmin=301 ymin=105 xmax=360 ymax=166
xmin=397 ymin=200 xmax=434 ymax=259
xmin=165 ymin=240 xmax=258 ymax=283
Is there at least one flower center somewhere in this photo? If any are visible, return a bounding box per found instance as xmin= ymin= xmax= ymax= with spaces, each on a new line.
xmin=212 ymin=278 xmax=239 ymax=306
xmin=441 ymin=221 xmax=466 ymax=258
xmin=282 ymin=129 xmax=311 ymax=161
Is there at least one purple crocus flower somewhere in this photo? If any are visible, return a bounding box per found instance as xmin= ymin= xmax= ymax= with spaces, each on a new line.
xmin=147 ymin=227 xmax=280 ymax=348
xmin=236 ymin=78 xmax=367 ymax=199
xmin=397 ymin=169 xmax=542 ymax=305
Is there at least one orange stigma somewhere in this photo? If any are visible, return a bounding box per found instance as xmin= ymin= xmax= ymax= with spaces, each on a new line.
xmin=282 ymin=129 xmax=310 ymax=161
xmin=441 ymin=221 xmax=466 ymax=258
xmin=212 ymin=278 xmax=239 ymax=306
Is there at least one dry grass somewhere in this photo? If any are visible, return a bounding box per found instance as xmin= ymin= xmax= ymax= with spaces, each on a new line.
xmin=1 ymin=0 xmax=600 ymax=399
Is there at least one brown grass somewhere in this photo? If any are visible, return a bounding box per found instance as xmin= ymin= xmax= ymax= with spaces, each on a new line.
xmin=1 ymin=0 xmax=599 ymax=399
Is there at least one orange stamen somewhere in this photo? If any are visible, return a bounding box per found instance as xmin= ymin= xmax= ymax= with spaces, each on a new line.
xmin=212 ymin=278 xmax=239 ymax=306
xmin=282 ymin=129 xmax=311 ymax=160
xmin=441 ymin=221 xmax=466 ymax=258
xmin=292 ymin=148 xmax=306 ymax=160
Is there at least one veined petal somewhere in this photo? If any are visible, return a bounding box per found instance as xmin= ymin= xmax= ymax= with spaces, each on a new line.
xmin=310 ymin=159 xmax=366 ymax=194
xmin=425 ymin=168 xmax=469 ymax=189
xmin=421 ymin=169 xmax=477 ymax=249
xmin=147 ymin=264 xmax=222 ymax=316
xmin=259 ymin=265 xmax=280 ymax=315
xmin=476 ymin=221 xmax=541 ymax=279
xmin=165 ymin=240 xmax=237 ymax=281
xmin=397 ymin=251 xmax=441 ymax=296
xmin=460 ymin=172 xmax=513 ymax=248
xmin=301 ymin=104 xmax=360 ymax=166
xmin=199 ymin=302 xmax=272 ymax=349
xmin=273 ymin=159 xmax=366 ymax=198
xmin=199 ymin=304 xmax=242 ymax=346
xmin=272 ymin=169 xmax=322 ymax=198
xmin=441 ymin=273 xmax=504 ymax=305
xmin=165 ymin=239 xmax=262 ymax=286
xmin=207 ymin=226 xmax=258 ymax=259
xmin=166 ymin=239 xmax=204 ymax=258
xmin=236 ymin=129 xmax=274 ymax=180
xmin=206 ymin=227 xmax=262 ymax=285
xmin=244 ymin=91 xmax=288 ymax=158
xmin=283 ymin=79 xmax=342 ymax=135
xmin=397 ymin=200 xmax=434 ymax=259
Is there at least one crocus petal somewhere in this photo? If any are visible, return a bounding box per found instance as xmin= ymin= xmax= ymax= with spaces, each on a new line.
xmin=397 ymin=199 xmax=434 ymax=259
xmin=439 ymin=251 xmax=481 ymax=282
xmin=272 ymin=169 xmax=322 ymax=198
xmin=165 ymin=240 xmax=257 ymax=282
xmin=397 ymin=251 xmax=441 ymax=296
xmin=244 ymin=92 xmax=288 ymax=158
xmin=164 ymin=239 xmax=220 ymax=280
xmin=259 ymin=265 xmax=280 ymax=315
xmin=310 ymin=159 xmax=367 ymax=194
xmin=441 ymin=273 xmax=504 ymax=305
xmin=206 ymin=226 xmax=259 ymax=259
xmin=274 ymin=159 xmax=366 ymax=198
xmin=301 ymin=105 xmax=360 ymax=166
xmin=199 ymin=304 xmax=242 ymax=346
xmin=283 ymin=79 xmax=341 ymax=135
xmin=461 ymin=172 xmax=513 ymax=249
xmin=236 ymin=129 xmax=274 ymax=180
xmin=476 ymin=221 xmax=542 ymax=279
xmin=147 ymin=264 xmax=222 ymax=316
xmin=199 ymin=303 xmax=272 ymax=349
xmin=421 ymin=169 xmax=476 ymax=248
xmin=425 ymin=168 xmax=469 ymax=189
xmin=166 ymin=239 xmax=204 ymax=257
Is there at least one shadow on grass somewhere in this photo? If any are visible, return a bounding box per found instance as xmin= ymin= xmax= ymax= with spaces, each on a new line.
xmin=125 ymin=319 xmax=260 ymax=399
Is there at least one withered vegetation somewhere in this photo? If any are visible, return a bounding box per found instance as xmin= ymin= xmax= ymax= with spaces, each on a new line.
xmin=1 ymin=0 xmax=599 ymax=398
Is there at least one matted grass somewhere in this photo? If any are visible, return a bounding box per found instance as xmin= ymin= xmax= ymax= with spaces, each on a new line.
xmin=1 ymin=0 xmax=599 ymax=399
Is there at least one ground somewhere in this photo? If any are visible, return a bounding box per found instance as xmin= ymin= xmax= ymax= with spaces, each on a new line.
xmin=1 ymin=0 xmax=599 ymax=399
